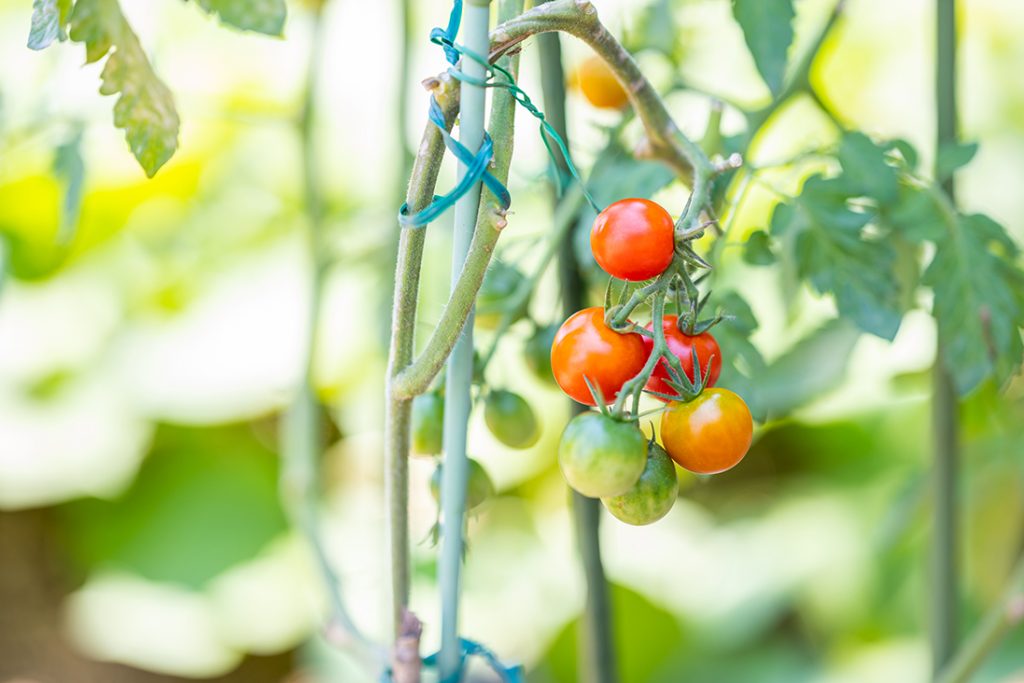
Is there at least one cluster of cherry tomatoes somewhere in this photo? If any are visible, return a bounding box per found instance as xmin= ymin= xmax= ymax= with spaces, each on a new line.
xmin=550 ymin=197 xmax=754 ymax=526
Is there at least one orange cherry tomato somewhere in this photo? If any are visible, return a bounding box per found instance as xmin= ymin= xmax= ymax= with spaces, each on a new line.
xmin=575 ymin=56 xmax=629 ymax=110
xmin=550 ymin=307 xmax=648 ymax=406
xmin=660 ymin=388 xmax=753 ymax=474
xmin=643 ymin=315 xmax=722 ymax=400
xmin=591 ymin=198 xmax=675 ymax=282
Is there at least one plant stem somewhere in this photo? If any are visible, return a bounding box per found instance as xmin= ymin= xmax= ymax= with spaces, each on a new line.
xmin=280 ymin=0 xmax=383 ymax=669
xmin=437 ymin=0 xmax=492 ymax=678
xmin=384 ymin=72 xmax=460 ymax=647
xmin=936 ymin=554 xmax=1024 ymax=683
xmin=537 ymin=21 xmax=620 ymax=683
xmin=932 ymin=0 xmax=960 ymax=676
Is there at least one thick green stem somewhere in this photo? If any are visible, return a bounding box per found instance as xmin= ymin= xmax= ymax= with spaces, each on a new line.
xmin=384 ymin=74 xmax=460 ymax=650
xmin=537 ymin=21 xmax=620 ymax=683
xmin=936 ymin=554 xmax=1024 ymax=683
xmin=437 ymin=0 xmax=492 ymax=679
xmin=932 ymin=0 xmax=960 ymax=676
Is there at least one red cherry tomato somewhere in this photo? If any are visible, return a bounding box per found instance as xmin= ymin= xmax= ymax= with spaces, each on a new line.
xmin=660 ymin=388 xmax=753 ymax=474
xmin=642 ymin=315 xmax=722 ymax=400
xmin=550 ymin=307 xmax=648 ymax=406
xmin=591 ymin=198 xmax=675 ymax=282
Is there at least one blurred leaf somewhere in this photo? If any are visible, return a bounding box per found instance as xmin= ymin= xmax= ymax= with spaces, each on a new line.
xmin=53 ymin=127 xmax=86 ymax=245
xmin=750 ymin=318 xmax=861 ymax=419
xmin=771 ymin=175 xmax=903 ymax=340
xmin=935 ymin=140 xmax=978 ymax=183
xmin=709 ymin=291 xmax=766 ymax=415
xmin=742 ymin=229 xmax=776 ymax=265
xmin=880 ymin=184 xmax=945 ymax=242
xmin=884 ymin=138 xmax=919 ymax=171
xmin=60 ymin=423 xmax=289 ymax=589
xmin=27 ymin=0 xmax=72 ymax=49
xmin=836 ymin=132 xmax=899 ymax=204
xmin=192 ymin=0 xmax=287 ymax=36
xmin=731 ymin=0 xmax=795 ymax=96
xmin=924 ymin=213 xmax=1024 ymax=394
xmin=530 ymin=583 xmax=686 ymax=683
xmin=69 ymin=0 xmax=180 ymax=177
xmin=632 ymin=0 xmax=678 ymax=60
xmin=654 ymin=641 xmax=817 ymax=683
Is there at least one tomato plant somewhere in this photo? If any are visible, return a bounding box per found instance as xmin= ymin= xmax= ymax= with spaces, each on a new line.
xmin=601 ymin=441 xmax=678 ymax=526
xmin=590 ymin=198 xmax=675 ymax=282
xmin=660 ymin=388 xmax=753 ymax=474
xmin=523 ymin=323 xmax=559 ymax=385
xmin=643 ymin=315 xmax=722 ymax=400
xmin=558 ymin=412 xmax=647 ymax=498
xmin=550 ymin=306 xmax=648 ymax=406
xmin=483 ymin=389 xmax=540 ymax=449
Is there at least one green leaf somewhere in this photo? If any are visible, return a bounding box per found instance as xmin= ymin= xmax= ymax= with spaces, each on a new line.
xmin=193 ymin=0 xmax=287 ymax=36
xmin=880 ymin=184 xmax=946 ymax=242
xmin=27 ymin=0 xmax=72 ymax=50
xmin=771 ymin=175 xmax=904 ymax=340
xmin=742 ymin=229 xmax=776 ymax=265
xmin=935 ymin=140 xmax=979 ymax=183
xmin=632 ymin=0 xmax=678 ymax=61
xmin=731 ymin=0 xmax=795 ymax=96
xmin=884 ymin=138 xmax=919 ymax=171
xmin=53 ymin=127 xmax=86 ymax=245
xmin=750 ymin=318 xmax=861 ymax=419
xmin=836 ymin=132 xmax=900 ymax=204
xmin=69 ymin=0 xmax=179 ymax=177
xmin=708 ymin=290 xmax=766 ymax=417
xmin=60 ymin=424 xmax=289 ymax=589
xmin=925 ymin=212 xmax=1024 ymax=394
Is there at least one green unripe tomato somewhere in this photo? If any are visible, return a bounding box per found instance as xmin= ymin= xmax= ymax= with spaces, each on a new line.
xmin=558 ymin=412 xmax=646 ymax=498
xmin=476 ymin=260 xmax=527 ymax=330
xmin=484 ymin=389 xmax=540 ymax=449
xmin=411 ymin=392 xmax=444 ymax=456
xmin=523 ymin=323 xmax=559 ymax=385
xmin=601 ymin=441 xmax=678 ymax=525
xmin=430 ymin=458 xmax=495 ymax=511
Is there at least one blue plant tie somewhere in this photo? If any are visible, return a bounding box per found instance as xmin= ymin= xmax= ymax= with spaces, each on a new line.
xmin=380 ymin=637 xmax=525 ymax=683
xmin=399 ymin=1 xmax=601 ymax=229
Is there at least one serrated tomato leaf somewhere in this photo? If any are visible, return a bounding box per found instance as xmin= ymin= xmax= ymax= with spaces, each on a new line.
xmin=28 ymin=0 xmax=73 ymax=49
xmin=771 ymin=175 xmax=904 ymax=340
xmin=731 ymin=0 xmax=795 ymax=96
xmin=69 ymin=0 xmax=179 ymax=177
xmin=193 ymin=0 xmax=287 ymax=36
xmin=926 ymin=213 xmax=1024 ymax=394
xmin=836 ymin=132 xmax=900 ymax=204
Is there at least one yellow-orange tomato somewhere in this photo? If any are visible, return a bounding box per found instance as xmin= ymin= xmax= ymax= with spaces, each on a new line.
xmin=575 ymin=56 xmax=629 ymax=110
xmin=551 ymin=307 xmax=648 ymax=406
xmin=660 ymin=388 xmax=753 ymax=474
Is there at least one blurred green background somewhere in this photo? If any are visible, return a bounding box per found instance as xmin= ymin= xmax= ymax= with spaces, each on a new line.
xmin=1 ymin=0 xmax=1023 ymax=681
